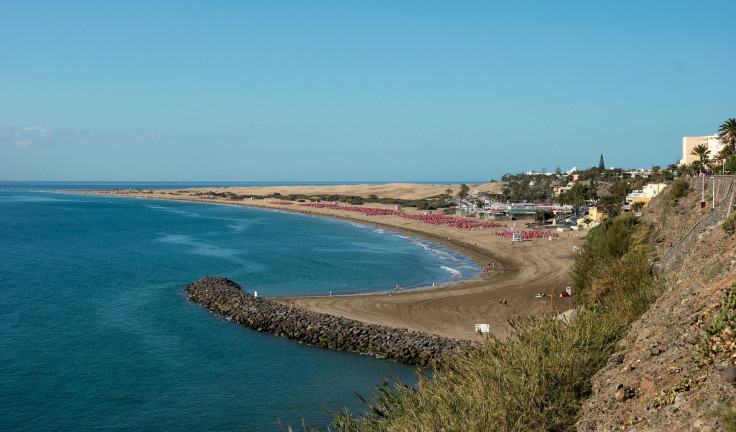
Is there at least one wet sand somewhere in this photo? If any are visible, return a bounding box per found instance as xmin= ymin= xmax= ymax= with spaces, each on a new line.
xmin=75 ymin=184 xmax=585 ymax=340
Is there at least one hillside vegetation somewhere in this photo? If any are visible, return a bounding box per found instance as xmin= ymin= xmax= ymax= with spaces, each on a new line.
xmin=578 ymin=177 xmax=736 ymax=431
xmin=325 ymin=214 xmax=661 ymax=431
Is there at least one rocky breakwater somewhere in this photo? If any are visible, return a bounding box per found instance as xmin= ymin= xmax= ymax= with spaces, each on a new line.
xmin=185 ymin=276 xmax=472 ymax=366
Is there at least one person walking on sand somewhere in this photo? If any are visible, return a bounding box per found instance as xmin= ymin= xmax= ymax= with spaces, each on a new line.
xmin=329 ymin=290 xmax=333 ymax=297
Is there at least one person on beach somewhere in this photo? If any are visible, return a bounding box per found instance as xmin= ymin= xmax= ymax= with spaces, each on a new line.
xmin=329 ymin=290 xmax=333 ymax=297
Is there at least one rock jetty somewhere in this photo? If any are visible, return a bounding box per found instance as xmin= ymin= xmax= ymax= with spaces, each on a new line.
xmin=185 ymin=276 xmax=472 ymax=366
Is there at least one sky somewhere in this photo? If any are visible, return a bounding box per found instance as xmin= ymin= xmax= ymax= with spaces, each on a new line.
xmin=1 ymin=1 xmax=735 ymax=183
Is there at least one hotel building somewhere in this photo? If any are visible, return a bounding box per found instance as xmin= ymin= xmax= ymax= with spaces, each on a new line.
xmin=682 ymin=134 xmax=724 ymax=165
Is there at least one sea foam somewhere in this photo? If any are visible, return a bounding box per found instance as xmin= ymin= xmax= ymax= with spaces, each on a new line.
xmin=441 ymin=266 xmax=463 ymax=280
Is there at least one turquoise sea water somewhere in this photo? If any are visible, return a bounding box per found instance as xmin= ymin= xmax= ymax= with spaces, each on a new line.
xmin=0 ymin=182 xmax=479 ymax=431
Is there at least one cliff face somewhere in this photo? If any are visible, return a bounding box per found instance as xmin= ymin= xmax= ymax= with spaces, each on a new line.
xmin=577 ymin=177 xmax=736 ymax=432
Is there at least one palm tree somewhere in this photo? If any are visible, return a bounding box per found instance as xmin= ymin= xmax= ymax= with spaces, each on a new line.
xmin=691 ymin=144 xmax=711 ymax=175
xmin=718 ymin=118 xmax=736 ymax=156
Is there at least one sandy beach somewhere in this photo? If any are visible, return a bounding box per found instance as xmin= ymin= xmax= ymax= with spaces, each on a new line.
xmin=77 ymin=183 xmax=585 ymax=340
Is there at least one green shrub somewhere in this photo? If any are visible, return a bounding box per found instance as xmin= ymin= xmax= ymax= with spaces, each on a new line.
xmin=586 ymin=250 xmax=653 ymax=309
xmin=669 ymin=178 xmax=690 ymax=205
xmin=571 ymin=214 xmax=645 ymax=302
xmin=723 ymin=212 xmax=736 ymax=235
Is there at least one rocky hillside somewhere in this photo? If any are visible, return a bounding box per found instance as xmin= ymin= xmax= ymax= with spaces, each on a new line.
xmin=577 ymin=177 xmax=736 ymax=431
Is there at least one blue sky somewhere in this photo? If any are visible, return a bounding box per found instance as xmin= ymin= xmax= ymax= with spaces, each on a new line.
xmin=1 ymin=1 xmax=734 ymax=182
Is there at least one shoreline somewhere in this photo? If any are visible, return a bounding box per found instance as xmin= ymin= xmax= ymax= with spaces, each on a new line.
xmin=68 ymin=186 xmax=586 ymax=340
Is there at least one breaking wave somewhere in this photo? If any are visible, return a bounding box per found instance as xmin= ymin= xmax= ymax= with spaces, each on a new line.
xmin=441 ymin=266 xmax=463 ymax=280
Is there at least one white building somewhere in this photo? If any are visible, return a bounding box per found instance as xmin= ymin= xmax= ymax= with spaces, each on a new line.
xmin=625 ymin=183 xmax=668 ymax=205
xmin=682 ymin=134 xmax=724 ymax=165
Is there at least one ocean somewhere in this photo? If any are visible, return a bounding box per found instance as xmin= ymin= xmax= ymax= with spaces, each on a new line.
xmin=0 ymin=182 xmax=479 ymax=431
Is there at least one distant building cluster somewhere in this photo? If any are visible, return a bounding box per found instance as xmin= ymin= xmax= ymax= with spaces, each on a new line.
xmin=457 ymin=128 xmax=731 ymax=233
xmin=456 ymin=164 xmax=672 ymax=232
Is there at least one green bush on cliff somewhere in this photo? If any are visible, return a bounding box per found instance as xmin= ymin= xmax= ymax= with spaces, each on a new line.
xmin=571 ymin=213 xmax=651 ymax=307
xmin=723 ymin=212 xmax=736 ymax=235
xmin=327 ymin=214 xmax=662 ymax=432
xmin=669 ymin=178 xmax=690 ymax=205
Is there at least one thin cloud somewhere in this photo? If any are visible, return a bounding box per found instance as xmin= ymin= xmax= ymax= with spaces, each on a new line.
xmin=0 ymin=125 xmax=166 ymax=148
xmin=23 ymin=126 xmax=53 ymax=136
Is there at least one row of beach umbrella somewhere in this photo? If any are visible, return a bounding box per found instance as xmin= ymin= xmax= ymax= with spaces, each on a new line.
xmin=297 ymin=203 xmax=507 ymax=230
xmin=494 ymin=230 xmax=558 ymax=239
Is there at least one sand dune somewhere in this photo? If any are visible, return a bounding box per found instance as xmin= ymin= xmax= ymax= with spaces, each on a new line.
xmin=184 ymin=182 xmax=504 ymax=200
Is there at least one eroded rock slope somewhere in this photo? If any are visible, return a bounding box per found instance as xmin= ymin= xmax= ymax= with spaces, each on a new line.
xmin=578 ymin=177 xmax=736 ymax=431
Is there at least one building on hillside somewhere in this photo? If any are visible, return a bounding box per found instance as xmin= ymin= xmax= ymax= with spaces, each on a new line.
xmin=624 ymin=168 xmax=653 ymax=178
xmin=525 ymin=170 xmax=555 ymax=176
xmin=625 ymin=183 xmax=668 ymax=206
xmin=682 ymin=134 xmax=724 ymax=165
xmin=557 ymin=185 xmax=577 ymax=196
xmin=577 ymin=206 xmax=606 ymax=229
